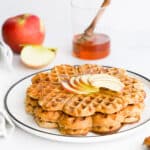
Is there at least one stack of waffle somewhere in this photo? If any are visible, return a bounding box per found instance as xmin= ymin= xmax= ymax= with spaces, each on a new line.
xmin=25 ymin=64 xmax=146 ymax=136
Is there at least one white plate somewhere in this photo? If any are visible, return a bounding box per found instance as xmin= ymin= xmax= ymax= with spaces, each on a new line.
xmin=4 ymin=68 xmax=150 ymax=143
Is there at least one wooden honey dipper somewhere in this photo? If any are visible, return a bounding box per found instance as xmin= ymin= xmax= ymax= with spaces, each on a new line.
xmin=79 ymin=0 xmax=111 ymax=42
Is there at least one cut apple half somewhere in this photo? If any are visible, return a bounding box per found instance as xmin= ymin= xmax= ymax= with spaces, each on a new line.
xmin=21 ymin=45 xmax=57 ymax=69
xmin=88 ymin=74 xmax=124 ymax=92
xmin=61 ymin=81 xmax=90 ymax=95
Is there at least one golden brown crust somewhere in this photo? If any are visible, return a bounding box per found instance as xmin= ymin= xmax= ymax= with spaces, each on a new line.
xmin=25 ymin=96 xmax=38 ymax=115
xmin=32 ymin=73 xmax=50 ymax=84
xmin=92 ymin=126 xmax=122 ymax=135
xmin=120 ymin=103 xmax=144 ymax=124
xmin=25 ymin=104 xmax=35 ymax=115
xmin=59 ymin=127 xmax=90 ymax=136
xmin=26 ymin=81 xmax=59 ymax=100
xmin=34 ymin=117 xmax=58 ymax=129
xmin=92 ymin=112 xmax=123 ymax=134
xmin=25 ymin=96 xmax=38 ymax=107
xmin=58 ymin=113 xmax=92 ymax=129
xmin=38 ymin=89 xmax=73 ymax=111
xmin=34 ymin=107 xmax=62 ymax=122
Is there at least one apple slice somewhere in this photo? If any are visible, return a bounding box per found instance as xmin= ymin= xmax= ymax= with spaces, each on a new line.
xmin=21 ymin=45 xmax=57 ymax=69
xmin=69 ymin=76 xmax=98 ymax=93
xmin=74 ymin=76 xmax=89 ymax=88
xmin=88 ymin=74 xmax=121 ymax=82
xmin=78 ymin=75 xmax=99 ymax=92
xmin=69 ymin=77 xmax=83 ymax=90
xmin=92 ymin=80 xmax=124 ymax=92
xmin=79 ymin=74 xmax=93 ymax=86
xmin=88 ymin=74 xmax=124 ymax=92
xmin=75 ymin=76 xmax=93 ymax=92
xmin=61 ymin=81 xmax=90 ymax=95
xmin=61 ymin=73 xmax=124 ymax=94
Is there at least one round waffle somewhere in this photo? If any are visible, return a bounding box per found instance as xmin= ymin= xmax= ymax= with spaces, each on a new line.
xmin=121 ymin=103 xmax=144 ymax=124
xmin=58 ymin=113 xmax=92 ymax=135
xmin=92 ymin=113 xmax=123 ymax=134
xmin=92 ymin=103 xmax=144 ymax=134
xmin=34 ymin=107 xmax=62 ymax=122
xmin=58 ymin=113 xmax=92 ymax=129
xmin=34 ymin=117 xmax=58 ymax=129
xmin=24 ymin=64 xmax=146 ymax=136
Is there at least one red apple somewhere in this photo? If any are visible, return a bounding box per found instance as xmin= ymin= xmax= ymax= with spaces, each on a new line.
xmin=2 ymin=14 xmax=45 ymax=53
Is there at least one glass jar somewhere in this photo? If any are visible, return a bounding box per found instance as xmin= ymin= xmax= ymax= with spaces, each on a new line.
xmin=71 ymin=0 xmax=111 ymax=60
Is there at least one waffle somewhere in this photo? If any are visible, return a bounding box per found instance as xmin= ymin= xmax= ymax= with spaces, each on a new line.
xmin=25 ymin=64 xmax=146 ymax=136
xmin=121 ymin=76 xmax=146 ymax=104
xmin=58 ymin=103 xmax=144 ymax=135
xmin=120 ymin=103 xmax=144 ymax=124
xmin=59 ymin=128 xmax=90 ymax=136
xmin=34 ymin=107 xmax=62 ymax=123
xmin=25 ymin=96 xmax=38 ymax=115
xmin=92 ymin=113 xmax=123 ymax=134
xmin=58 ymin=113 xmax=92 ymax=135
xmin=63 ymin=90 xmax=128 ymax=116
xmin=30 ymin=64 xmax=145 ymax=115
xmin=32 ymin=72 xmax=50 ymax=84
xmin=35 ymin=117 xmax=58 ymax=129
xmin=92 ymin=103 xmax=144 ymax=134
xmin=27 ymin=81 xmax=60 ymax=100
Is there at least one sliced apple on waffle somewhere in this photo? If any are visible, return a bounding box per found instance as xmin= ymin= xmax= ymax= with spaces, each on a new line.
xmin=70 ymin=76 xmax=99 ymax=92
xmin=61 ymin=81 xmax=91 ymax=95
xmin=88 ymin=74 xmax=124 ymax=92
xmin=61 ymin=74 xmax=124 ymax=94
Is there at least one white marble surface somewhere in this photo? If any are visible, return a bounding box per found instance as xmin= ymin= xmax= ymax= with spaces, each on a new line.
xmin=0 ymin=0 xmax=150 ymax=149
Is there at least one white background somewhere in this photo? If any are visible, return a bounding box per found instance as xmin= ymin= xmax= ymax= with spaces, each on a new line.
xmin=0 ymin=0 xmax=150 ymax=150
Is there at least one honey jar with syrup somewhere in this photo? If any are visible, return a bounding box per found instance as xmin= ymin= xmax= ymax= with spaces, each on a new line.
xmin=71 ymin=0 xmax=111 ymax=60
